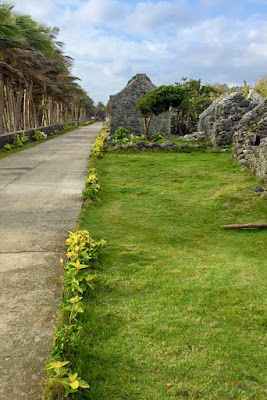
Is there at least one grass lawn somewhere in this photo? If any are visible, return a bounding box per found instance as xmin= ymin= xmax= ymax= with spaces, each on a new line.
xmin=73 ymin=149 xmax=266 ymax=399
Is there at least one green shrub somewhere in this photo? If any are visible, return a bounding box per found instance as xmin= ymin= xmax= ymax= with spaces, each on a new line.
xmin=151 ymin=132 xmax=163 ymax=142
xmin=110 ymin=126 xmax=131 ymax=144
xmin=4 ymin=143 xmax=12 ymax=151
xmin=91 ymin=131 xmax=108 ymax=158
xmin=20 ymin=133 xmax=29 ymax=144
xmin=83 ymin=168 xmax=100 ymax=200
xmin=80 ymin=120 xmax=95 ymax=127
xmin=33 ymin=130 xmax=43 ymax=141
xmin=12 ymin=134 xmax=23 ymax=148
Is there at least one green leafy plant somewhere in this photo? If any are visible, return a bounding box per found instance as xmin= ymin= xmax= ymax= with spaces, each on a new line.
xmin=91 ymin=131 xmax=108 ymax=158
xmin=45 ymin=362 xmax=89 ymax=397
xmin=80 ymin=120 xmax=95 ymax=126
xmin=4 ymin=143 xmax=12 ymax=151
xmin=83 ymin=168 xmax=100 ymax=200
xmin=53 ymin=324 xmax=81 ymax=357
xmin=12 ymin=134 xmax=23 ymax=148
xmin=33 ymin=130 xmax=43 ymax=141
xmin=110 ymin=126 xmax=131 ymax=144
xmin=150 ymin=132 xmax=163 ymax=142
xmin=45 ymin=229 xmax=106 ymax=398
xmin=20 ymin=133 xmax=29 ymax=144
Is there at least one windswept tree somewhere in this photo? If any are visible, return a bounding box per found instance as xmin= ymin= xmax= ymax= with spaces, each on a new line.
xmin=95 ymin=101 xmax=106 ymax=120
xmin=0 ymin=3 xmax=95 ymax=134
xmin=173 ymin=78 xmax=218 ymax=135
xmin=254 ymin=76 xmax=267 ymax=98
xmin=136 ymin=85 xmax=184 ymax=137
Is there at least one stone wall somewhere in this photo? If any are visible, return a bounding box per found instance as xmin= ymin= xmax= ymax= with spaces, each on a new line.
xmin=197 ymin=93 xmax=228 ymax=138
xmin=197 ymin=91 xmax=261 ymax=147
xmin=0 ymin=121 xmax=80 ymax=148
xmin=233 ymin=99 xmax=267 ymax=183
xmin=108 ymin=74 xmax=170 ymax=136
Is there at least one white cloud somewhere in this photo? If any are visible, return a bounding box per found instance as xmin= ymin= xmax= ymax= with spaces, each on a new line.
xmin=11 ymin=0 xmax=267 ymax=102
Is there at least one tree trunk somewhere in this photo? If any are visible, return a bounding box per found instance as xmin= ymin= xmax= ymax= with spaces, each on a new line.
xmin=221 ymin=223 xmax=267 ymax=229
xmin=0 ymin=69 xmax=5 ymax=135
xmin=142 ymin=115 xmax=152 ymax=138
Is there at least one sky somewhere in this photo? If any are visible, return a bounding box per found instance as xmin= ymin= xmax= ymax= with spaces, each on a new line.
xmin=11 ymin=0 xmax=267 ymax=103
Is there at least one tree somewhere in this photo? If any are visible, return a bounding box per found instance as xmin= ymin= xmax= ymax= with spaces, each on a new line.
xmin=95 ymin=101 xmax=105 ymax=120
xmin=173 ymin=78 xmax=219 ymax=135
xmin=0 ymin=3 xmax=96 ymax=134
xmin=136 ymin=85 xmax=184 ymax=137
xmin=254 ymin=76 xmax=267 ymax=98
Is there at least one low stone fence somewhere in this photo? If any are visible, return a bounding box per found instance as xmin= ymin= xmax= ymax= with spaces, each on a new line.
xmin=111 ymin=141 xmax=217 ymax=152
xmin=234 ymin=138 xmax=267 ymax=183
xmin=0 ymin=121 xmax=88 ymax=148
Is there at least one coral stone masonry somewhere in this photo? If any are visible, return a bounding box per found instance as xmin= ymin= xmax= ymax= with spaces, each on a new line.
xmin=197 ymin=91 xmax=262 ymax=148
xmin=233 ymin=99 xmax=267 ymax=183
xmin=107 ymin=74 xmax=170 ymax=136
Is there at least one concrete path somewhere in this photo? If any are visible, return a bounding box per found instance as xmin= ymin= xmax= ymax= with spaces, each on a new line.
xmin=0 ymin=123 xmax=102 ymax=400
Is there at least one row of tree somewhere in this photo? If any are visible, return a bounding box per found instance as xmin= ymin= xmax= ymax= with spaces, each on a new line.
xmin=0 ymin=3 xmax=104 ymax=135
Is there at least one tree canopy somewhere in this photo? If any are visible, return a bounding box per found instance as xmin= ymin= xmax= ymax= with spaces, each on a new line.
xmin=136 ymin=85 xmax=184 ymax=136
xmin=254 ymin=76 xmax=267 ymax=98
xmin=0 ymin=3 xmax=96 ymax=134
xmin=136 ymin=80 xmax=221 ymax=136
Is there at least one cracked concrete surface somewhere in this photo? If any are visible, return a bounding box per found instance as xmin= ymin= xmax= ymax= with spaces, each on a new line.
xmin=0 ymin=123 xmax=102 ymax=400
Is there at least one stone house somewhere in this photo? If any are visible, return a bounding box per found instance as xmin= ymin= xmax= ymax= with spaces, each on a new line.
xmin=107 ymin=74 xmax=170 ymax=135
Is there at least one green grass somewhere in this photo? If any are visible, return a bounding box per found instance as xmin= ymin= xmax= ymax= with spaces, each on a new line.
xmin=73 ymin=150 xmax=266 ymax=399
xmin=0 ymin=125 xmax=80 ymax=160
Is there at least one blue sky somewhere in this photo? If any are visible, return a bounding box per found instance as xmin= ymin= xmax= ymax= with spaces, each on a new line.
xmin=12 ymin=0 xmax=267 ymax=103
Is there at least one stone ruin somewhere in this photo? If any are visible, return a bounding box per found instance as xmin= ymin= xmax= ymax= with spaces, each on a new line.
xmin=233 ymin=99 xmax=267 ymax=183
xmin=197 ymin=90 xmax=263 ymax=147
xmin=107 ymin=74 xmax=170 ymax=135
xmin=184 ymin=89 xmax=266 ymax=182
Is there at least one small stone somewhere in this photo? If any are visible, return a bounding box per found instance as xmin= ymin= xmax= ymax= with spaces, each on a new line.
xmin=41 ymin=131 xmax=47 ymax=139
xmin=253 ymin=184 xmax=265 ymax=192
xmin=223 ymin=201 xmax=230 ymax=207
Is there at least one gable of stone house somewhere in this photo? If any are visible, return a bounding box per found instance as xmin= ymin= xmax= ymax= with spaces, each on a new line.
xmin=108 ymin=74 xmax=170 ymax=135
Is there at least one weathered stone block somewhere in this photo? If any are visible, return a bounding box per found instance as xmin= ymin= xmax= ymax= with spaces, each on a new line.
xmin=197 ymin=91 xmax=263 ymax=148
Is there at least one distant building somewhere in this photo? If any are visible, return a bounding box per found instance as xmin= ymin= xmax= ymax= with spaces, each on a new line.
xmin=107 ymin=74 xmax=170 ymax=135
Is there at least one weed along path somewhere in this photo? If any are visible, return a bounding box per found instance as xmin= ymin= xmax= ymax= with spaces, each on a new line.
xmin=0 ymin=122 xmax=102 ymax=400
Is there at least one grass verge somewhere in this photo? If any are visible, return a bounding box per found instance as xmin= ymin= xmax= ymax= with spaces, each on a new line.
xmin=71 ymin=149 xmax=267 ymax=400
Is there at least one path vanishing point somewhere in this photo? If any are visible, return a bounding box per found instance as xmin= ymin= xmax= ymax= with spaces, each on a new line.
xmin=0 ymin=122 xmax=102 ymax=400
